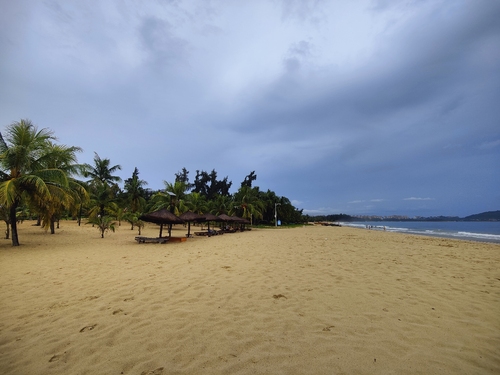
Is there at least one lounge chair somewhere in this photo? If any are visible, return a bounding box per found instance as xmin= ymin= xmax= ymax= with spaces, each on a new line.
xmin=135 ymin=236 xmax=169 ymax=244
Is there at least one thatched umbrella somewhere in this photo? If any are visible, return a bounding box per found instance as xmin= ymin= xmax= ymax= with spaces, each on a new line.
xmin=139 ymin=208 xmax=184 ymax=238
xmin=217 ymin=214 xmax=234 ymax=222
xmin=217 ymin=214 xmax=237 ymax=232
xmin=202 ymin=213 xmax=222 ymax=232
xmin=231 ymin=216 xmax=250 ymax=230
xmin=179 ymin=211 xmax=205 ymax=237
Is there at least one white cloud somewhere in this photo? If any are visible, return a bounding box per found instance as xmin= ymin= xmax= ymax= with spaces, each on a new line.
xmin=404 ymin=197 xmax=434 ymax=201
xmin=479 ymin=139 xmax=500 ymax=150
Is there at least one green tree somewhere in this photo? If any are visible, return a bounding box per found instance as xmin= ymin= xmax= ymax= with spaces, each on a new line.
xmin=123 ymin=167 xmax=148 ymax=213
xmin=83 ymin=152 xmax=122 ymax=185
xmin=150 ymin=181 xmax=189 ymax=216
xmin=37 ymin=142 xmax=88 ymax=233
xmin=232 ymin=185 xmax=263 ymax=224
xmin=87 ymin=215 xmax=116 ymax=238
xmin=0 ymin=119 xmax=69 ymax=246
xmin=192 ymin=169 xmax=232 ymax=200
xmin=185 ymin=192 xmax=208 ymax=215
xmin=241 ymin=171 xmax=257 ymax=188
xmin=0 ymin=204 xmax=11 ymax=239
xmin=208 ymin=194 xmax=233 ymax=215
xmin=83 ymin=153 xmax=121 ymax=218
xmin=258 ymin=189 xmax=280 ymax=224
xmin=174 ymin=167 xmax=193 ymax=190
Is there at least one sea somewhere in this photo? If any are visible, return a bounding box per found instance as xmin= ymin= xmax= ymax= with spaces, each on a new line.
xmin=338 ymin=221 xmax=500 ymax=244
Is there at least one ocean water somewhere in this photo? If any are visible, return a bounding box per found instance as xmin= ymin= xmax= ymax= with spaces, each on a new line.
xmin=338 ymin=221 xmax=500 ymax=244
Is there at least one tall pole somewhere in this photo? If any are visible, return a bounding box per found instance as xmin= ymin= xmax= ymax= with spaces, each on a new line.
xmin=275 ymin=203 xmax=281 ymax=227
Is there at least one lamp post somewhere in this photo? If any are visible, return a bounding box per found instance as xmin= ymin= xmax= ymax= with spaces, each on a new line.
xmin=275 ymin=203 xmax=281 ymax=227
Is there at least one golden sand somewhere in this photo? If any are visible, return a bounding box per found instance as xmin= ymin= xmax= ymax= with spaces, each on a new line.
xmin=0 ymin=221 xmax=499 ymax=374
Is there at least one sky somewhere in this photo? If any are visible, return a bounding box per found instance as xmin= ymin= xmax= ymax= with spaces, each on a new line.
xmin=1 ymin=0 xmax=499 ymax=218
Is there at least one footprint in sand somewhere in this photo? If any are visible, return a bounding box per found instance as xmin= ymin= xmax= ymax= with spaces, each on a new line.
xmin=79 ymin=324 xmax=97 ymax=332
xmin=273 ymin=294 xmax=287 ymax=299
xmin=113 ymin=309 xmax=126 ymax=315
xmin=49 ymin=352 xmax=67 ymax=362
xmin=141 ymin=367 xmax=164 ymax=375
xmin=124 ymin=297 xmax=134 ymax=302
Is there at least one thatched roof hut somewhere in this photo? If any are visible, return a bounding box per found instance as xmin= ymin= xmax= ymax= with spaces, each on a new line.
xmin=139 ymin=208 xmax=184 ymax=238
xmin=179 ymin=211 xmax=205 ymax=237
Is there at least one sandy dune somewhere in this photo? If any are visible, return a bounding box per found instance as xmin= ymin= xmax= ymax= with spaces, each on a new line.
xmin=0 ymin=221 xmax=499 ymax=374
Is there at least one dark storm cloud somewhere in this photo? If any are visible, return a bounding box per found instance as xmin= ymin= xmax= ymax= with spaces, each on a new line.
xmin=0 ymin=0 xmax=498 ymax=217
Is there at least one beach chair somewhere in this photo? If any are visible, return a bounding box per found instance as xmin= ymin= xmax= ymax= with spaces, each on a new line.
xmin=135 ymin=236 xmax=169 ymax=244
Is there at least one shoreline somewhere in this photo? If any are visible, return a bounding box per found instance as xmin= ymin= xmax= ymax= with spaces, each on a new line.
xmin=336 ymin=221 xmax=500 ymax=244
xmin=1 ymin=220 xmax=499 ymax=374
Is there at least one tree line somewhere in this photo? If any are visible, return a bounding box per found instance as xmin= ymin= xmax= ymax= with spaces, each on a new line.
xmin=0 ymin=119 xmax=304 ymax=246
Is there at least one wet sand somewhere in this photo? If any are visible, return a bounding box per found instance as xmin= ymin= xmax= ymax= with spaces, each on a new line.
xmin=0 ymin=220 xmax=499 ymax=374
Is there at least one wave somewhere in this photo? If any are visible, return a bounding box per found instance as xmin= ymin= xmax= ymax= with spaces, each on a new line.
xmin=338 ymin=222 xmax=500 ymax=243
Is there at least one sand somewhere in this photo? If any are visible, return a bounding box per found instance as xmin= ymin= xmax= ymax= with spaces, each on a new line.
xmin=0 ymin=220 xmax=499 ymax=375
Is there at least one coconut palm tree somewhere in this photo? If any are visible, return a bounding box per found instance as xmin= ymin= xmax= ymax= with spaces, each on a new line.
xmin=0 ymin=119 xmax=69 ymax=245
xmin=87 ymin=214 xmax=116 ymax=238
xmin=83 ymin=152 xmax=122 ymax=185
xmin=185 ymin=192 xmax=208 ymax=215
xmin=83 ymin=153 xmax=121 ymax=218
xmin=209 ymin=194 xmax=232 ymax=216
xmin=123 ymin=167 xmax=148 ymax=213
xmin=232 ymin=185 xmax=264 ymax=224
xmin=150 ymin=181 xmax=189 ymax=215
xmin=37 ymin=142 xmax=88 ymax=233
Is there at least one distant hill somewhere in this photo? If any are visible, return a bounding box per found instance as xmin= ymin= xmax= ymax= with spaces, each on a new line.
xmin=463 ymin=210 xmax=500 ymax=221
xmin=306 ymin=210 xmax=500 ymax=222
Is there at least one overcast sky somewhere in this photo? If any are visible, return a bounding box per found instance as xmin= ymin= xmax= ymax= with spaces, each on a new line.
xmin=1 ymin=0 xmax=499 ymax=217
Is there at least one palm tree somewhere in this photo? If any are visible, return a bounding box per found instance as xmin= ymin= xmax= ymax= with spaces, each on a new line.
xmin=150 ymin=181 xmax=189 ymax=215
xmin=123 ymin=167 xmax=148 ymax=213
xmin=209 ymin=194 xmax=232 ymax=215
xmin=87 ymin=215 xmax=116 ymax=238
xmin=0 ymin=119 xmax=69 ymax=245
xmin=232 ymin=186 xmax=264 ymax=224
xmin=37 ymin=142 xmax=88 ymax=233
xmin=83 ymin=152 xmax=122 ymax=185
xmin=124 ymin=211 xmax=144 ymax=234
xmin=83 ymin=153 xmax=121 ymax=218
xmin=185 ymin=192 xmax=208 ymax=215
xmin=0 ymin=204 xmax=11 ymax=239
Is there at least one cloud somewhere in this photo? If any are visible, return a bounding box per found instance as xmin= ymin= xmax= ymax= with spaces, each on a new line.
xmin=0 ymin=0 xmax=498 ymax=218
xmin=479 ymin=139 xmax=500 ymax=150
xmin=139 ymin=16 xmax=189 ymax=70
xmin=404 ymin=197 xmax=434 ymax=201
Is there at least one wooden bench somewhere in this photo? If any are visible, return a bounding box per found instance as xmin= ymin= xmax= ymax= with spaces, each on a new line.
xmin=135 ymin=236 xmax=168 ymax=244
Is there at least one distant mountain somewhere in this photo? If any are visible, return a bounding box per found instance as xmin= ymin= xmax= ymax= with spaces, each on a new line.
xmin=306 ymin=210 xmax=500 ymax=222
xmin=463 ymin=210 xmax=500 ymax=221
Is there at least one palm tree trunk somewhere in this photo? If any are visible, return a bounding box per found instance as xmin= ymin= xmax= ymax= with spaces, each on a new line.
xmin=9 ymin=203 xmax=20 ymax=246
xmin=78 ymin=204 xmax=82 ymax=226
xmin=4 ymin=221 xmax=10 ymax=239
xmin=50 ymin=217 xmax=56 ymax=234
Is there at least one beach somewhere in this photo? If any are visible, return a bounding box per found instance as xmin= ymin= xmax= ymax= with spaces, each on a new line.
xmin=0 ymin=221 xmax=499 ymax=375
